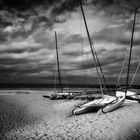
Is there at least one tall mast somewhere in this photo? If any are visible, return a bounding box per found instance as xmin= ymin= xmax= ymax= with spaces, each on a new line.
xmin=79 ymin=0 xmax=104 ymax=97
xmin=55 ymin=31 xmax=63 ymax=93
xmin=125 ymin=8 xmax=137 ymax=96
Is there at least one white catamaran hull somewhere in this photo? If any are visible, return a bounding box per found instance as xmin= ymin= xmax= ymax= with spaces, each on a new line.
xmin=116 ymin=90 xmax=140 ymax=103
xmin=116 ymin=90 xmax=137 ymax=98
xmin=72 ymin=95 xmax=117 ymax=115
xmin=101 ymin=96 xmax=125 ymax=113
xmin=56 ymin=92 xmax=72 ymax=96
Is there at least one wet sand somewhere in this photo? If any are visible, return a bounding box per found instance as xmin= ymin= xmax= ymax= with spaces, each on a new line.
xmin=0 ymin=91 xmax=140 ymax=140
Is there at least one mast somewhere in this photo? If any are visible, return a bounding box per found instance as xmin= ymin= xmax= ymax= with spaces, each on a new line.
xmin=55 ymin=31 xmax=63 ymax=93
xmin=79 ymin=0 xmax=104 ymax=97
xmin=125 ymin=8 xmax=137 ymax=96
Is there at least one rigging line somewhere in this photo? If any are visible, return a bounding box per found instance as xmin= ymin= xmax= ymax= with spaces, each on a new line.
xmin=125 ymin=8 xmax=137 ymax=96
xmin=91 ymin=42 xmax=108 ymax=92
xmin=54 ymin=63 xmax=58 ymax=92
xmin=80 ymin=9 xmax=88 ymax=92
xmin=55 ymin=31 xmax=63 ymax=93
xmin=79 ymin=0 xmax=104 ymax=98
xmin=115 ymin=48 xmax=128 ymax=91
xmin=130 ymin=60 xmax=140 ymax=86
xmin=61 ymin=69 xmax=69 ymax=90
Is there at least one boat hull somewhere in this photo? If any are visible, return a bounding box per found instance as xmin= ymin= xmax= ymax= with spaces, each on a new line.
xmin=72 ymin=105 xmax=102 ymax=115
xmin=72 ymin=95 xmax=117 ymax=115
xmin=116 ymin=90 xmax=140 ymax=103
xmin=102 ymin=96 xmax=125 ymax=113
xmin=116 ymin=90 xmax=137 ymax=97
xmin=49 ymin=92 xmax=73 ymax=100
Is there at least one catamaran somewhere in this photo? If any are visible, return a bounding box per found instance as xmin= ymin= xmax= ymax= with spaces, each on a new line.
xmin=115 ymin=56 xmax=140 ymax=102
xmin=43 ymin=32 xmax=73 ymax=100
xmin=115 ymin=8 xmax=140 ymax=103
xmin=72 ymin=0 xmax=119 ymax=115
xmin=101 ymin=7 xmax=139 ymax=113
xmin=115 ymin=46 xmax=140 ymax=102
xmin=72 ymin=1 xmax=138 ymax=115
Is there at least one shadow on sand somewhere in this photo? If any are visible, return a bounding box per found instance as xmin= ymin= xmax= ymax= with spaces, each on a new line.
xmin=0 ymin=95 xmax=41 ymax=138
xmin=115 ymin=122 xmax=140 ymax=140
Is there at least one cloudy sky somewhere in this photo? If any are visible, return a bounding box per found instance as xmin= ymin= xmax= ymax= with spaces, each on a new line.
xmin=0 ymin=0 xmax=140 ymax=85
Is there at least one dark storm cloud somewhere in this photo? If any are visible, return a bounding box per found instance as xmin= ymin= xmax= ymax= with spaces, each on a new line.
xmin=0 ymin=0 xmax=53 ymax=10
xmin=1 ymin=14 xmax=51 ymax=40
xmin=0 ymin=61 xmax=38 ymax=77
xmin=90 ymin=0 xmax=140 ymax=12
xmin=0 ymin=0 xmax=139 ymax=40
xmin=1 ymin=0 xmax=140 ymax=20
xmin=0 ymin=0 xmax=139 ymax=10
xmin=51 ymin=0 xmax=140 ymax=17
xmin=1 ymin=0 xmax=140 ymax=84
xmin=0 ymin=59 xmax=56 ymax=82
xmin=51 ymin=0 xmax=80 ymax=16
xmin=0 ymin=0 xmax=79 ymax=16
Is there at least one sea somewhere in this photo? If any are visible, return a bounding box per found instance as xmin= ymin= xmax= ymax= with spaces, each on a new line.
xmin=0 ymin=84 xmax=140 ymax=96
xmin=0 ymin=87 xmax=95 ymax=94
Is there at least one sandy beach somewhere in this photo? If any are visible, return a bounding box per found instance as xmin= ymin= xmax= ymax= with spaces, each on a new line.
xmin=0 ymin=90 xmax=140 ymax=140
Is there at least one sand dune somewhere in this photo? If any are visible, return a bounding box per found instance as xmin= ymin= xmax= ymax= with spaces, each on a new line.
xmin=0 ymin=92 xmax=140 ymax=140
